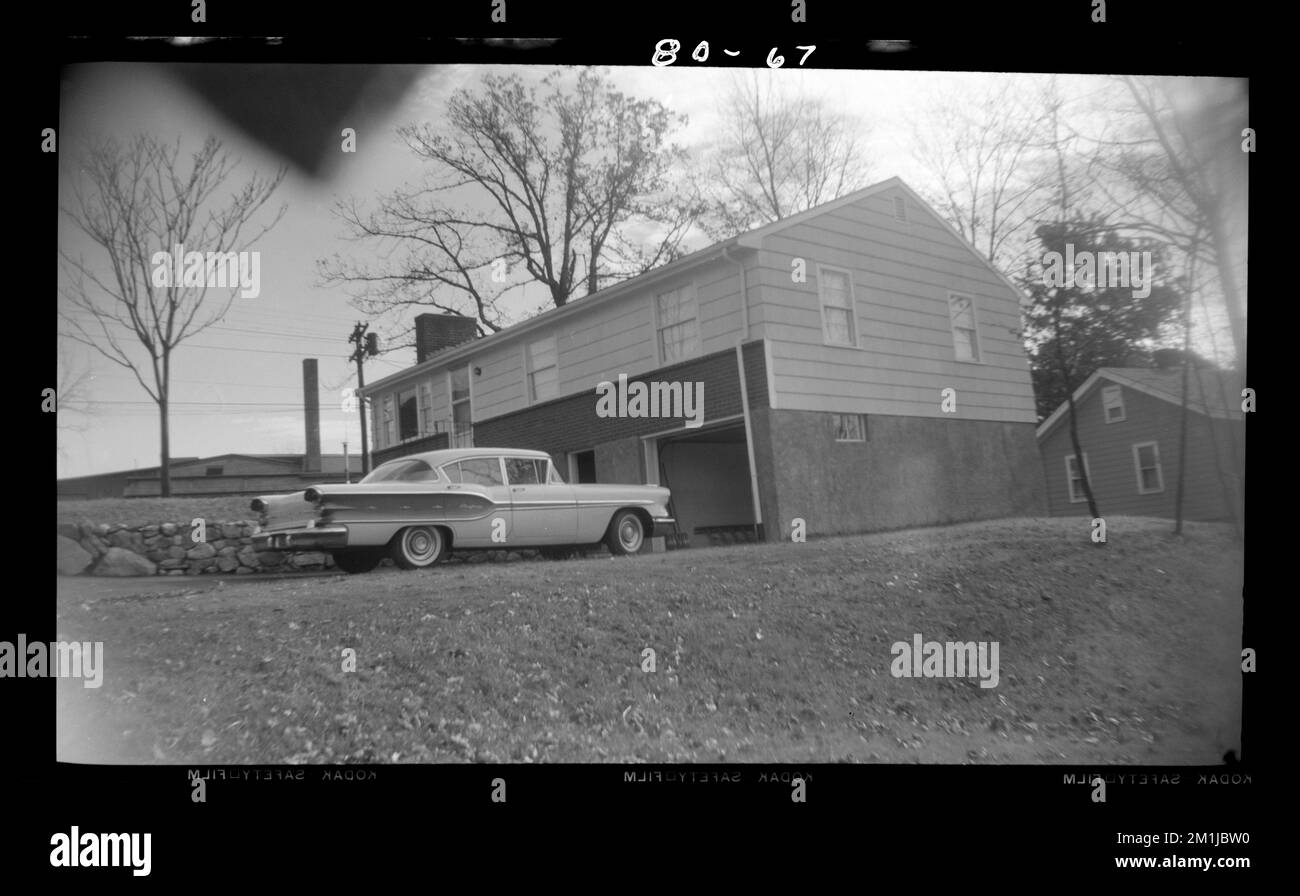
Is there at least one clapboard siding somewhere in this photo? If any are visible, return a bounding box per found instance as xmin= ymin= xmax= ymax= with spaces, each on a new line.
xmin=370 ymin=254 xmax=748 ymax=425
xmin=754 ymin=187 xmax=1037 ymax=422
xmin=1039 ymin=380 xmax=1241 ymax=520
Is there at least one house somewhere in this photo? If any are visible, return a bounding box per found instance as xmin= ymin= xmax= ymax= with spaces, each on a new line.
xmin=1036 ymin=366 xmax=1245 ymax=521
xmin=58 ymin=453 xmax=364 ymax=500
xmin=358 ymin=177 xmax=1047 ymax=545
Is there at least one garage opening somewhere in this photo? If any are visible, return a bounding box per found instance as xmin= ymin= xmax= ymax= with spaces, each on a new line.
xmin=655 ymin=423 xmax=758 ymax=548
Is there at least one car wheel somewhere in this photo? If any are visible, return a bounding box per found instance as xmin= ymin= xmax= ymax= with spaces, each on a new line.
xmin=332 ymin=549 xmax=384 ymax=575
xmin=392 ymin=526 xmax=447 ymax=570
xmin=605 ymin=510 xmax=645 ymax=556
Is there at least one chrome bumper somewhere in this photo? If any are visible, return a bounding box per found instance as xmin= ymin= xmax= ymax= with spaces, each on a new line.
xmin=649 ymin=516 xmax=676 ymax=537
xmin=251 ymin=525 xmax=349 ymax=551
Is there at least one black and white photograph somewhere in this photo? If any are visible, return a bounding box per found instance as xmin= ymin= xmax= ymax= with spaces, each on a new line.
xmin=48 ymin=54 xmax=1247 ymax=782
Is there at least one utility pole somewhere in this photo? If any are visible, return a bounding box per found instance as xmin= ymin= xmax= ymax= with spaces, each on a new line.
xmin=347 ymin=322 xmax=380 ymax=475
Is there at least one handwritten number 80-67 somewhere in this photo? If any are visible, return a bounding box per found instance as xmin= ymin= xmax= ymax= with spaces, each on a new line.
xmin=652 ymin=40 xmax=815 ymax=68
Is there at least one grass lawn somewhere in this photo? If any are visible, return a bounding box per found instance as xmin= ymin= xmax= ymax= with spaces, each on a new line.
xmin=58 ymin=495 xmax=260 ymax=528
xmin=55 ymin=516 xmax=1243 ymax=764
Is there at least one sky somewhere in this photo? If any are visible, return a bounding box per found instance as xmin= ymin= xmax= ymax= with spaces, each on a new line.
xmin=55 ymin=64 xmax=1243 ymax=478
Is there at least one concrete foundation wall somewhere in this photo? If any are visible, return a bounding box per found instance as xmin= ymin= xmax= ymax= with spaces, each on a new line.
xmin=762 ymin=409 xmax=1047 ymax=538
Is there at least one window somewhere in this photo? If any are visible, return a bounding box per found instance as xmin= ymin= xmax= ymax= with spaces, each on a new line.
xmin=505 ymin=457 xmax=544 ymax=485
xmin=818 ymin=267 xmax=856 ymax=347
xmin=450 ymin=365 xmax=473 ymax=448
xmin=893 ymin=194 xmax=908 ymax=223
xmin=205 ymin=466 xmax=224 ymax=477
xmin=381 ymin=394 xmax=396 ymax=448
xmin=1065 ymin=453 xmax=1091 ymax=504
xmin=418 ymin=380 xmax=433 ymax=434
xmin=361 ymin=459 xmax=438 ymax=484
xmin=1133 ymin=442 xmax=1164 ymax=494
xmin=833 ymin=413 xmax=866 ymax=442
xmin=527 ymin=337 xmax=558 ymax=403
xmin=948 ymin=294 xmax=981 ymax=362
xmin=655 ymin=284 xmax=699 ymax=363
xmin=398 ymin=386 xmax=418 ymax=441
xmin=444 ymin=457 xmax=503 ymax=487
xmin=1102 ymin=385 xmax=1125 ymax=423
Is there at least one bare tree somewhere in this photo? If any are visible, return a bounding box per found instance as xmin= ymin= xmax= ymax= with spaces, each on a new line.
xmin=1086 ymin=76 xmax=1248 ymax=371
xmin=55 ymin=349 xmax=94 ymax=461
xmin=909 ymin=78 xmax=1055 ymax=272
xmin=58 ymin=135 xmax=287 ymax=496
xmin=697 ymin=73 xmax=873 ymax=239
xmin=321 ymin=68 xmax=700 ymax=339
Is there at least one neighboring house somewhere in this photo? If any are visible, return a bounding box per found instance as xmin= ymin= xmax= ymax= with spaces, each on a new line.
xmin=359 ymin=176 xmax=1046 ymax=544
xmin=1036 ymin=366 xmax=1245 ymax=521
xmin=58 ymin=453 xmax=364 ymax=500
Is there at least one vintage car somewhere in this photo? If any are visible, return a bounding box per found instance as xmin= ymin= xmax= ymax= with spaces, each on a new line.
xmin=250 ymin=448 xmax=675 ymax=574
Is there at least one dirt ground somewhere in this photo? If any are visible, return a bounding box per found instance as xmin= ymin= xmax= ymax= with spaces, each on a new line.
xmin=55 ymin=516 xmax=1243 ymax=764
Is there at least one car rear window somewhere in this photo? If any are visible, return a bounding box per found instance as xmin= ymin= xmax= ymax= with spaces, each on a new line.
xmin=362 ymin=459 xmax=436 ymax=483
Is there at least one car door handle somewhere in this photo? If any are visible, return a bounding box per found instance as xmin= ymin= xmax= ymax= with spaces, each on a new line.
xmin=511 ymin=486 xmax=525 ymax=492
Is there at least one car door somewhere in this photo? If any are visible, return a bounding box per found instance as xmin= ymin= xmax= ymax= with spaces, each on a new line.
xmin=440 ymin=456 xmax=513 ymax=548
xmin=505 ymin=457 xmax=577 ymax=545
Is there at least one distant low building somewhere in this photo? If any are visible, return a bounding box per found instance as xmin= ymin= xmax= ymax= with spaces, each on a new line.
xmin=1036 ymin=366 xmax=1245 ymax=521
xmin=57 ymin=453 xmax=364 ymax=500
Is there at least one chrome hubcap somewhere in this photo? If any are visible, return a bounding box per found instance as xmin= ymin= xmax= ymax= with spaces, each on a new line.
xmin=405 ymin=528 xmax=439 ymax=562
xmin=619 ymin=519 xmax=642 ymax=551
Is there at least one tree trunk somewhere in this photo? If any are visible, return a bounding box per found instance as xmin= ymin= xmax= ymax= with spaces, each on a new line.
xmin=1065 ymin=395 xmax=1101 ymax=524
xmin=159 ymin=392 xmax=172 ymax=498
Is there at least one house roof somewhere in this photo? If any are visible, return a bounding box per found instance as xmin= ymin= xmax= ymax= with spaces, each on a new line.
xmin=360 ymin=175 xmax=1027 ymax=395
xmin=1036 ymin=366 xmax=1244 ymax=439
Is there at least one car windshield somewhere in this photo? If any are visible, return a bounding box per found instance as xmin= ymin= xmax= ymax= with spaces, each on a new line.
xmin=359 ymin=459 xmax=438 ymax=483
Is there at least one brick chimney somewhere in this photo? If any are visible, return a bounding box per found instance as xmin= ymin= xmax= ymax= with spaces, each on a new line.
xmin=302 ymin=358 xmax=321 ymax=474
xmin=415 ymin=313 xmax=479 ymax=364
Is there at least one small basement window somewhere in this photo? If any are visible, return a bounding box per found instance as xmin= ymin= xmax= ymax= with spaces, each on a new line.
xmin=833 ymin=413 xmax=866 ymax=442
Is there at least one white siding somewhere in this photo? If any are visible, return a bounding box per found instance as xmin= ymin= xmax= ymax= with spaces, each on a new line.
xmin=752 ymin=188 xmax=1037 ymax=423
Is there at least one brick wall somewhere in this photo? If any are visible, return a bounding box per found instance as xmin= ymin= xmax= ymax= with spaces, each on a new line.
xmin=372 ymin=431 xmax=449 ymax=467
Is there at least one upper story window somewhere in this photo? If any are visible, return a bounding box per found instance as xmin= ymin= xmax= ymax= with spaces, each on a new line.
xmin=527 ymin=337 xmax=558 ymax=403
xmin=205 ymin=465 xmax=224 ymax=477
xmin=818 ymin=266 xmax=857 ymax=347
xmin=398 ymin=385 xmax=419 ymax=441
xmin=418 ymin=380 xmax=433 ymax=434
xmin=1102 ymin=385 xmax=1126 ymax=423
xmin=449 ymin=365 xmax=473 ymax=447
xmin=656 ymin=284 xmax=699 ymax=363
xmin=948 ymin=293 xmax=981 ymax=362
xmin=381 ymin=394 xmax=396 ymax=448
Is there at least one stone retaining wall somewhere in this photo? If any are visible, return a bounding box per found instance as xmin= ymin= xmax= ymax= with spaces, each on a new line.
xmin=56 ymin=520 xmax=335 ymax=577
